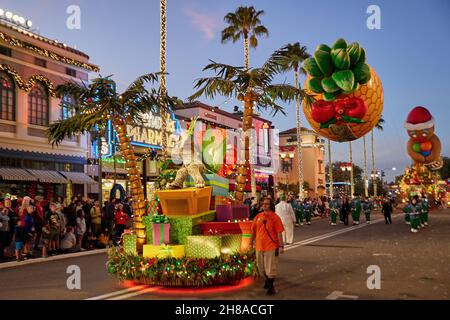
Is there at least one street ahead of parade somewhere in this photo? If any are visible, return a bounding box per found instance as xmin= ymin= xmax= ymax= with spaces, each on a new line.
xmin=1 ymin=208 xmax=448 ymax=301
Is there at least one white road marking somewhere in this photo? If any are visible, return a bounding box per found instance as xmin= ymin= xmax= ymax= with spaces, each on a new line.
xmin=85 ymin=285 xmax=147 ymax=300
xmin=372 ymin=253 xmax=393 ymax=257
xmin=0 ymin=249 xmax=109 ymax=270
xmin=107 ymin=286 xmax=162 ymax=300
xmin=285 ymin=217 xmax=385 ymax=251
xmin=326 ymin=291 xmax=358 ymax=300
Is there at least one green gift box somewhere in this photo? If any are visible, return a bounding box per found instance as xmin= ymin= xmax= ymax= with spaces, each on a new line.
xmin=184 ymin=174 xmax=229 ymax=197
xmin=220 ymin=234 xmax=242 ymax=255
xmin=123 ymin=234 xmax=137 ymax=255
xmin=143 ymin=211 xmax=216 ymax=245
xmin=185 ymin=235 xmax=222 ymax=258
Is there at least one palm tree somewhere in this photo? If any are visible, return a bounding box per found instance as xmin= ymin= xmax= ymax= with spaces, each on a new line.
xmin=160 ymin=0 xmax=168 ymax=160
xmin=269 ymin=43 xmax=310 ymax=200
xmin=371 ymin=116 xmax=385 ymax=196
xmin=47 ymin=74 xmax=179 ymax=250
xmin=327 ymin=139 xmax=333 ymax=198
xmin=349 ymin=141 xmax=354 ymax=197
xmin=189 ymin=59 xmax=314 ymax=203
xmin=221 ymin=6 xmax=269 ymax=198
xmin=221 ymin=6 xmax=269 ymax=69
xmin=363 ymin=135 xmax=368 ymax=197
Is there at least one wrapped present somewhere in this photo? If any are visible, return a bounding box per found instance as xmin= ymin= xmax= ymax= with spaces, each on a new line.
xmin=143 ymin=211 xmax=216 ymax=245
xmin=220 ymin=234 xmax=242 ymax=254
xmin=231 ymin=205 xmax=250 ymax=220
xmin=199 ymin=221 xmax=253 ymax=235
xmin=185 ymin=174 xmax=229 ymax=197
xmin=123 ymin=233 xmax=137 ymax=255
xmin=185 ymin=235 xmax=222 ymax=258
xmin=152 ymin=223 xmax=170 ymax=245
xmin=143 ymin=244 xmax=185 ymax=258
xmin=216 ymin=204 xmax=232 ymax=222
xmin=156 ymin=187 xmax=212 ymax=216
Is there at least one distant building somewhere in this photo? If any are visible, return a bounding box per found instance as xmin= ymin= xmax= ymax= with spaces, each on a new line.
xmin=276 ymin=127 xmax=326 ymax=198
xmin=0 ymin=11 xmax=98 ymax=199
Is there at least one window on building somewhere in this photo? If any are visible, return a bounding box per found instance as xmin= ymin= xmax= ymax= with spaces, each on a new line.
xmin=34 ymin=57 xmax=47 ymax=68
xmin=0 ymin=72 xmax=16 ymax=121
xmin=0 ymin=45 xmax=12 ymax=57
xmin=318 ymin=160 xmax=324 ymax=174
xmin=66 ymin=68 xmax=76 ymax=77
xmin=61 ymin=94 xmax=75 ymax=119
xmin=28 ymin=83 xmax=49 ymax=126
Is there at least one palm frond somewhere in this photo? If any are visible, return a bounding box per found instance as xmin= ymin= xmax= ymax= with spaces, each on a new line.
xmin=47 ymin=111 xmax=100 ymax=146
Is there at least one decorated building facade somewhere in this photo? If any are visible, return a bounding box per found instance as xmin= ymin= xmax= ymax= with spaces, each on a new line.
xmin=0 ymin=10 xmax=98 ymax=200
xmin=276 ymin=127 xmax=326 ymax=197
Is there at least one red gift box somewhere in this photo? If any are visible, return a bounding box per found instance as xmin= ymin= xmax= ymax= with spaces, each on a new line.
xmin=216 ymin=204 xmax=232 ymax=222
xmin=231 ymin=205 xmax=250 ymax=220
xmin=199 ymin=221 xmax=253 ymax=235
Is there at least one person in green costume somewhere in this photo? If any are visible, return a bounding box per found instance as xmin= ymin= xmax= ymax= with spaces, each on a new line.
xmin=403 ymin=196 xmax=420 ymax=233
xmin=304 ymin=199 xmax=313 ymax=225
xmin=362 ymin=196 xmax=372 ymax=224
xmin=351 ymin=195 xmax=362 ymax=225
xmin=420 ymin=195 xmax=429 ymax=227
xmin=290 ymin=195 xmax=304 ymax=226
xmin=329 ymin=195 xmax=341 ymax=226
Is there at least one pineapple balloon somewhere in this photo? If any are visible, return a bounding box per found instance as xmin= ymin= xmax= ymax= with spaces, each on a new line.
xmin=302 ymin=38 xmax=383 ymax=142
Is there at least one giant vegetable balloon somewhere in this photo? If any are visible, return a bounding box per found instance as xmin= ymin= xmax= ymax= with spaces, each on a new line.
xmin=405 ymin=106 xmax=443 ymax=170
xmin=303 ymin=38 xmax=383 ymax=142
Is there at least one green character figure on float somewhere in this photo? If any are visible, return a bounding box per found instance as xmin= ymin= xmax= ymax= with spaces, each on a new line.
xmin=362 ymin=196 xmax=372 ymax=224
xmin=329 ymin=195 xmax=341 ymax=226
xmin=403 ymin=196 xmax=421 ymax=233
xmin=304 ymin=199 xmax=313 ymax=225
xmin=420 ymin=195 xmax=429 ymax=227
xmin=351 ymin=195 xmax=362 ymax=225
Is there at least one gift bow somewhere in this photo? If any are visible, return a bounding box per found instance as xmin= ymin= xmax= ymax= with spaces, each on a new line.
xmin=311 ymin=97 xmax=367 ymax=129
xmin=152 ymin=214 xmax=169 ymax=224
xmin=157 ymin=244 xmax=173 ymax=258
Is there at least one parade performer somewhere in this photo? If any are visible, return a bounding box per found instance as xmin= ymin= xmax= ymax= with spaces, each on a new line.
xmin=304 ymin=199 xmax=313 ymax=225
xmin=362 ymin=196 xmax=372 ymax=224
xmin=290 ymin=196 xmax=303 ymax=227
xmin=351 ymin=195 xmax=362 ymax=225
xmin=403 ymin=196 xmax=421 ymax=233
xmin=275 ymin=195 xmax=296 ymax=245
xmin=420 ymin=196 xmax=429 ymax=227
xmin=329 ymin=195 xmax=341 ymax=226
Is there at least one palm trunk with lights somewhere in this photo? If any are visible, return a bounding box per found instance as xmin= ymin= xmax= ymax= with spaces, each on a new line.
xmin=349 ymin=141 xmax=354 ymax=198
xmin=327 ymin=139 xmax=333 ymax=198
xmin=363 ymin=135 xmax=368 ymax=197
xmin=113 ymin=117 xmax=146 ymax=250
xmin=243 ymin=34 xmax=257 ymax=200
xmin=160 ymin=0 xmax=168 ymax=160
xmin=371 ymin=130 xmax=377 ymax=197
xmin=294 ymin=69 xmax=305 ymax=200
xmin=235 ymin=90 xmax=257 ymax=203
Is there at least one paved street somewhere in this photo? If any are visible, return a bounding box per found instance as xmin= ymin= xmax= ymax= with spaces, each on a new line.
xmin=1 ymin=209 xmax=449 ymax=300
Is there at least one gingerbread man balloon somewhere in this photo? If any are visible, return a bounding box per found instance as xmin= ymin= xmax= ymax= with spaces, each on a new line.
xmin=405 ymin=106 xmax=443 ymax=170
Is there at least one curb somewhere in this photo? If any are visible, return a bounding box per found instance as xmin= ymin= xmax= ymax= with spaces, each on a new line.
xmin=0 ymin=248 xmax=109 ymax=270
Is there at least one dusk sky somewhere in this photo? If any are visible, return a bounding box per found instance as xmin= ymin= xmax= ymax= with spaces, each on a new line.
xmin=2 ymin=0 xmax=449 ymax=182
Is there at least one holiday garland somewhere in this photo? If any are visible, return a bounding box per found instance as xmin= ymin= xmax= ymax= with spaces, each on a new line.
xmin=106 ymin=247 xmax=257 ymax=286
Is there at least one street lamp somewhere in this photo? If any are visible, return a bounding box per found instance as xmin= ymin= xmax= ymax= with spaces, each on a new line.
xmin=280 ymin=151 xmax=294 ymax=194
xmin=340 ymin=162 xmax=352 ymax=197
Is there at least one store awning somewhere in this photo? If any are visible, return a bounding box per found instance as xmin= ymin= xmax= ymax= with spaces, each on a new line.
xmin=0 ymin=168 xmax=38 ymax=181
xmin=59 ymin=171 xmax=97 ymax=184
xmin=26 ymin=170 xmax=67 ymax=184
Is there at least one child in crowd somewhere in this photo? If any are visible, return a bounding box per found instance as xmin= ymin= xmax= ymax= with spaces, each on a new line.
xmin=14 ymin=220 xmax=26 ymax=262
xmin=41 ymin=223 xmax=51 ymax=258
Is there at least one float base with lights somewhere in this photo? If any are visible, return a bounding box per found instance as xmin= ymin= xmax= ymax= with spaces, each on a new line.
xmin=107 ymin=119 xmax=256 ymax=287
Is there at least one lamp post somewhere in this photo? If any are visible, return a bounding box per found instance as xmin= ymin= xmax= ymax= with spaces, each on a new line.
xmin=372 ymin=167 xmax=396 ymax=196
xmin=340 ymin=162 xmax=352 ymax=198
xmin=280 ymin=151 xmax=294 ymax=195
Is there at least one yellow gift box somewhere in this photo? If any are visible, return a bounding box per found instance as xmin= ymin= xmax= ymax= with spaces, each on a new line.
xmin=142 ymin=244 xmax=185 ymax=259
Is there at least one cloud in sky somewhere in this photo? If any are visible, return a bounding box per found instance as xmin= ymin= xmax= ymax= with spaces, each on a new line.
xmin=184 ymin=8 xmax=220 ymax=40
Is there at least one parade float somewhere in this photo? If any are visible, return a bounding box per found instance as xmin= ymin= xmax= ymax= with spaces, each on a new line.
xmin=302 ymin=38 xmax=384 ymax=142
xmin=107 ymin=121 xmax=257 ymax=287
xmin=397 ymin=107 xmax=444 ymax=204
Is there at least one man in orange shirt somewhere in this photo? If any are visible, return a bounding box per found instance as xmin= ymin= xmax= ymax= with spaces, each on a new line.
xmin=250 ymin=197 xmax=284 ymax=295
